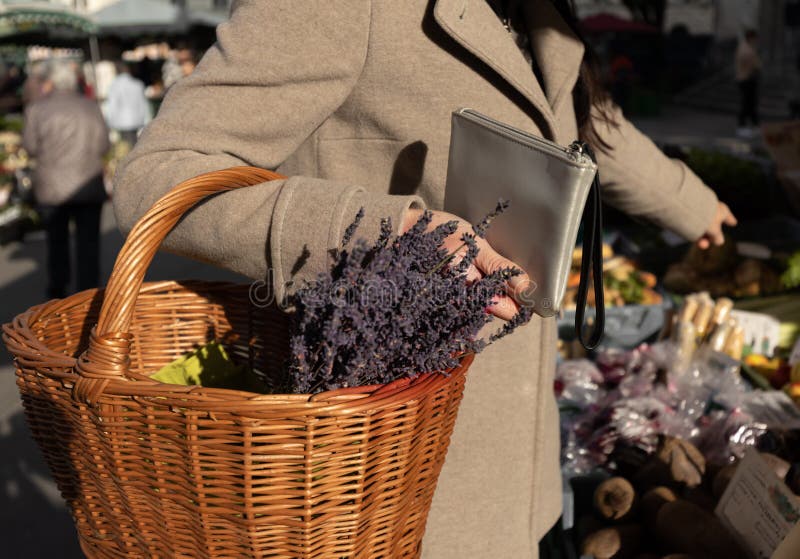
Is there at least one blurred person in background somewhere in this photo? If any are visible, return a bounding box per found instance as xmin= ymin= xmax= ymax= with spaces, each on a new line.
xmin=23 ymin=62 xmax=110 ymax=299
xmin=22 ymin=60 xmax=50 ymax=106
xmin=178 ymin=48 xmax=198 ymax=78
xmin=104 ymin=62 xmax=151 ymax=146
xmin=163 ymin=46 xmax=198 ymax=90
xmin=735 ymin=29 xmax=761 ymax=137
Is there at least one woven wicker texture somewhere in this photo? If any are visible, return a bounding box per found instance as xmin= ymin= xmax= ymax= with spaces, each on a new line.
xmin=3 ymin=167 xmax=471 ymax=558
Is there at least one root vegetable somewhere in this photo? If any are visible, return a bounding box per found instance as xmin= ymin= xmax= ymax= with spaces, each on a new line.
xmin=577 ymin=514 xmax=603 ymax=543
xmin=735 ymin=259 xmax=762 ymax=287
xmin=641 ymin=486 xmax=677 ymax=532
xmin=677 ymin=295 xmax=699 ymax=323
xmin=655 ymin=437 xmax=706 ymax=488
xmin=635 ymin=438 xmax=705 ymax=490
xmin=710 ymin=298 xmax=733 ymax=328
xmin=655 ymin=500 xmax=744 ymax=558
xmin=594 ymin=477 xmax=637 ymax=521
xmin=681 ymin=486 xmax=716 ymax=511
xmin=723 ymin=326 xmax=744 ymax=360
xmin=692 ymin=300 xmax=715 ymax=339
xmin=582 ymin=525 xmax=643 ymax=559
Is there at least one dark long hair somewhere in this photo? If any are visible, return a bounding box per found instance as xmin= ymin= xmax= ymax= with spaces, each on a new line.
xmin=549 ymin=0 xmax=617 ymax=152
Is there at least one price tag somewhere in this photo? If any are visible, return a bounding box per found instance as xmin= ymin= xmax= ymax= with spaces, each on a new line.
xmin=716 ymin=449 xmax=800 ymax=559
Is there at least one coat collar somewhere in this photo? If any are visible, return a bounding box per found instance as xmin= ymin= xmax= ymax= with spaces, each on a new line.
xmin=523 ymin=0 xmax=585 ymax=113
xmin=433 ymin=0 xmax=584 ymax=135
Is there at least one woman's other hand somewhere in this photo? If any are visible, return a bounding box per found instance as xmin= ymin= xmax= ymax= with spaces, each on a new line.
xmin=697 ymin=201 xmax=738 ymax=249
xmin=402 ymin=208 xmax=533 ymax=320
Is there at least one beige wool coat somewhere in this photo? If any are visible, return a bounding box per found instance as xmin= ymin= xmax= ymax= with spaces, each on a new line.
xmin=114 ymin=1 xmax=719 ymax=557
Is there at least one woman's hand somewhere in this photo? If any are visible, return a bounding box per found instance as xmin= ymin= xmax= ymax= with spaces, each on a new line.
xmin=697 ymin=201 xmax=738 ymax=249
xmin=402 ymin=208 xmax=533 ymax=320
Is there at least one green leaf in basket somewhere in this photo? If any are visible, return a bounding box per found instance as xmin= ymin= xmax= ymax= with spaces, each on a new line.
xmin=151 ymin=341 xmax=247 ymax=389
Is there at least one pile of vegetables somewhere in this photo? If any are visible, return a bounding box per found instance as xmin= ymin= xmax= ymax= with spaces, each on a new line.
xmin=663 ymin=241 xmax=788 ymax=299
xmin=577 ymin=437 xmax=795 ymax=559
xmin=563 ymin=245 xmax=662 ymax=308
xmin=557 ymin=329 xmax=800 ymax=558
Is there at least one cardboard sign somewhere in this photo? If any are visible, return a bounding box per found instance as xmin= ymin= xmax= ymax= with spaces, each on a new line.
xmin=730 ymin=309 xmax=782 ymax=357
xmin=716 ymin=449 xmax=800 ymax=558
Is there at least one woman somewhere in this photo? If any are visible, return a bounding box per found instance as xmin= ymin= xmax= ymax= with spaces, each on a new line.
xmin=114 ymin=1 xmax=735 ymax=556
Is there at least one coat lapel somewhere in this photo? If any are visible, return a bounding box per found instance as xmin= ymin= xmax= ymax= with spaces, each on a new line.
xmin=523 ymin=0 xmax=585 ymax=113
xmin=433 ymin=0 xmax=556 ymax=134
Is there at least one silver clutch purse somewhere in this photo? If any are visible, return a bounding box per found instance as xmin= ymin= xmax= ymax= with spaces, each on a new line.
xmin=444 ymin=108 xmax=605 ymax=347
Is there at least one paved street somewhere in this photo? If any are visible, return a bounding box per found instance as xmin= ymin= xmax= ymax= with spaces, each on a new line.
xmin=0 ymin=106 xmax=783 ymax=558
xmin=0 ymin=202 xmax=242 ymax=558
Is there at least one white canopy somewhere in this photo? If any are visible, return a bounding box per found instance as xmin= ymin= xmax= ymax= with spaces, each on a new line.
xmin=92 ymin=0 xmax=185 ymax=36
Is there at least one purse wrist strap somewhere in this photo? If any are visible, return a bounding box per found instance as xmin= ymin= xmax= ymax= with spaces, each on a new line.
xmin=574 ymin=145 xmax=605 ymax=350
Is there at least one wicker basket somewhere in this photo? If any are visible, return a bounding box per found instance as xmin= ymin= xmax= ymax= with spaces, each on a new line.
xmin=2 ymin=167 xmax=471 ymax=559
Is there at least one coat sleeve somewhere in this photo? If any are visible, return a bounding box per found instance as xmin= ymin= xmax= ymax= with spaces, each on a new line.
xmin=113 ymin=0 xmax=422 ymax=301
xmin=591 ymin=104 xmax=719 ymax=241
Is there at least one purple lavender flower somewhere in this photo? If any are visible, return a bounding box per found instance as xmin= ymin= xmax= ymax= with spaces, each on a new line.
xmin=472 ymin=198 xmax=510 ymax=238
xmin=341 ymin=207 xmax=365 ymax=249
xmin=286 ymin=200 xmax=530 ymax=394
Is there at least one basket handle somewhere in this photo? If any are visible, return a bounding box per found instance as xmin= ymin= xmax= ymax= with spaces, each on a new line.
xmin=78 ymin=166 xmax=284 ymax=383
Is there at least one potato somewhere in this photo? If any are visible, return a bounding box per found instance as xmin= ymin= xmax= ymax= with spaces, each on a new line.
xmin=655 ymin=437 xmax=706 ymax=489
xmin=681 ymin=486 xmax=716 ymax=511
xmin=635 ymin=438 xmax=705 ymax=490
xmin=640 ymin=486 xmax=678 ymax=533
xmin=655 ymin=500 xmax=744 ymax=558
xmin=594 ymin=477 xmax=637 ymax=521
xmin=582 ymin=525 xmax=643 ymax=559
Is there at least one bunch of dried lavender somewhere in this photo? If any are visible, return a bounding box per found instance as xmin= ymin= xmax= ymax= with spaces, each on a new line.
xmin=287 ymin=202 xmax=532 ymax=394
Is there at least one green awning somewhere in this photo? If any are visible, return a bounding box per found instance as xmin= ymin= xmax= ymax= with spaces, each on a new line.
xmin=0 ymin=5 xmax=97 ymax=41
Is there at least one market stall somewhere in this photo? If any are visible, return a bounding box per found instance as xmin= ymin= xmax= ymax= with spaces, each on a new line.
xmin=0 ymin=3 xmax=98 ymax=245
xmin=91 ymin=0 xmax=185 ymax=39
xmin=550 ymin=220 xmax=800 ymax=558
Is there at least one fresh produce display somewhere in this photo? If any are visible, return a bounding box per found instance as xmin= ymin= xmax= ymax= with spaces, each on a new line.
xmin=782 ymin=250 xmax=800 ymax=290
xmin=0 ymin=130 xmax=27 ymax=198
xmin=744 ymin=353 xmax=792 ymax=389
xmin=0 ymin=129 xmax=37 ymax=244
xmin=573 ymin=439 xmax=770 ymax=559
xmin=555 ymin=284 xmax=800 ymax=557
xmin=557 ymin=340 xmax=800 ymax=557
xmin=666 ymin=293 xmax=744 ymax=362
xmin=663 ymin=241 xmax=788 ymax=299
xmin=563 ymin=245 xmax=662 ymax=308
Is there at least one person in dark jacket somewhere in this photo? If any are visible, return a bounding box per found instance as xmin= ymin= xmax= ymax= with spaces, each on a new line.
xmin=23 ymin=62 xmax=110 ymax=298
